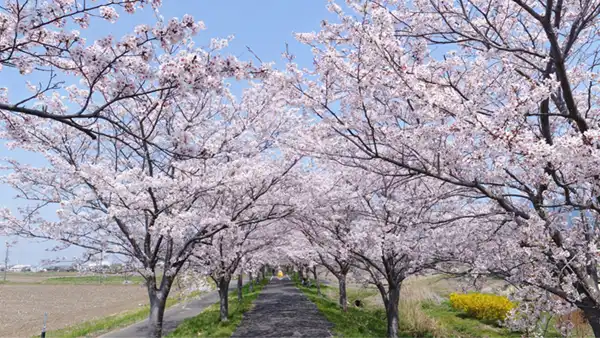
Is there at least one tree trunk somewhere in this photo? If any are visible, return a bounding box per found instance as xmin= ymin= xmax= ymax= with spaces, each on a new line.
xmin=338 ymin=273 xmax=348 ymax=312
xmin=218 ymin=276 xmax=231 ymax=322
xmin=582 ymin=306 xmax=600 ymax=337
xmin=313 ymin=266 xmax=321 ymax=296
xmin=249 ymin=272 xmax=254 ymax=292
xmin=385 ymin=284 xmax=401 ymax=338
xmin=237 ymin=273 xmax=243 ymax=302
xmin=147 ymin=284 xmax=168 ymax=338
xmin=298 ymin=266 xmax=305 ymax=283
xmin=304 ymin=266 xmax=310 ymax=285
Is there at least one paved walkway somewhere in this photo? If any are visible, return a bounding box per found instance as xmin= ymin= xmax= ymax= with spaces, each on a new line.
xmin=231 ymin=279 xmax=333 ymax=338
xmin=101 ymin=281 xmax=247 ymax=338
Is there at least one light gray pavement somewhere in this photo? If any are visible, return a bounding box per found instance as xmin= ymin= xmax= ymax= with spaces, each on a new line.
xmin=101 ymin=280 xmax=248 ymax=338
xmin=231 ymin=279 xmax=333 ymax=338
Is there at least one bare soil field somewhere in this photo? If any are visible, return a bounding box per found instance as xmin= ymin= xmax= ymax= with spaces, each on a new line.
xmin=0 ymin=284 xmax=147 ymax=337
xmin=2 ymin=272 xmax=79 ymax=284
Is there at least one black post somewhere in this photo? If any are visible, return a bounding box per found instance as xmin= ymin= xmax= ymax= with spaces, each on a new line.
xmin=40 ymin=312 xmax=47 ymax=338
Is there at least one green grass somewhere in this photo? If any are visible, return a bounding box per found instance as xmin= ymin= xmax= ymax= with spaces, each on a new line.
xmin=297 ymin=274 xmax=534 ymax=338
xmin=41 ymin=275 xmax=213 ymax=337
xmin=42 ymin=275 xmax=145 ymax=285
xmin=421 ymin=301 xmax=524 ymax=338
xmin=44 ymin=290 xmax=204 ymax=338
xmin=294 ymin=274 xmax=410 ymax=337
xmin=297 ymin=283 xmax=391 ymax=338
xmin=46 ymin=306 xmax=152 ymax=338
xmin=340 ymin=287 xmax=379 ymax=307
xmin=422 ymin=302 xmax=576 ymax=338
xmin=167 ymin=280 xmax=268 ymax=338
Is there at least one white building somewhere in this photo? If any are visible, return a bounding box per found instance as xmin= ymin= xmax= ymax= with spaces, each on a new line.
xmin=8 ymin=264 xmax=31 ymax=272
xmin=83 ymin=260 xmax=111 ymax=269
xmin=30 ymin=266 xmax=47 ymax=272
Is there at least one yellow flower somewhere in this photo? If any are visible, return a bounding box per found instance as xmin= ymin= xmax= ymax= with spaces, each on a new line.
xmin=449 ymin=292 xmax=515 ymax=322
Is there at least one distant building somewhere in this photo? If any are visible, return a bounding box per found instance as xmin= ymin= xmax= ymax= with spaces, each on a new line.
xmin=85 ymin=260 xmax=111 ymax=268
xmin=81 ymin=260 xmax=111 ymax=271
xmin=8 ymin=264 xmax=31 ymax=272
xmin=30 ymin=266 xmax=47 ymax=272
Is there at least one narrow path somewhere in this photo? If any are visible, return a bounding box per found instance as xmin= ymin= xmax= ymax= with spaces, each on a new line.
xmin=101 ymin=280 xmax=248 ymax=338
xmin=231 ymin=279 xmax=333 ymax=338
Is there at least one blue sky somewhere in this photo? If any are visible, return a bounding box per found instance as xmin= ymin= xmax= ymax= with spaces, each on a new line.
xmin=0 ymin=0 xmax=335 ymax=265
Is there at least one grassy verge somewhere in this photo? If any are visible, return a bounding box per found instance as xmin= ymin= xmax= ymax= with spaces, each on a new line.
xmin=45 ymin=290 xmax=206 ymax=338
xmin=421 ymin=301 xmax=522 ymax=338
xmin=296 ymin=275 xmax=533 ymax=338
xmin=297 ymin=283 xmax=390 ymax=337
xmin=167 ymin=280 xmax=268 ymax=338
xmin=43 ymin=275 xmax=145 ymax=285
xmin=294 ymin=274 xmax=400 ymax=337
xmin=46 ymin=306 xmax=154 ymax=338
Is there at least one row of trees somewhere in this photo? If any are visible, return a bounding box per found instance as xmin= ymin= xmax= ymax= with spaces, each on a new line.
xmin=1 ymin=1 xmax=296 ymax=336
xmin=2 ymin=0 xmax=600 ymax=337
xmin=279 ymin=1 xmax=600 ymax=337
xmin=285 ymin=163 xmax=476 ymax=337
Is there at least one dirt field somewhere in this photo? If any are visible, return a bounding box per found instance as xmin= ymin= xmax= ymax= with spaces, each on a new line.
xmin=0 ymin=284 xmax=148 ymax=337
xmin=1 ymin=272 xmax=79 ymax=284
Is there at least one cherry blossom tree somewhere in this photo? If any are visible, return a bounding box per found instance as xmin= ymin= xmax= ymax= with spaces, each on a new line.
xmin=0 ymin=40 xmax=291 ymax=336
xmin=188 ymin=171 xmax=297 ymax=322
xmin=287 ymin=159 xmax=467 ymax=338
xmin=283 ymin=0 xmax=600 ymax=335
xmin=283 ymin=229 xmax=317 ymax=284
xmin=290 ymin=167 xmax=356 ymax=311
xmin=341 ymin=172 xmax=453 ymax=338
xmin=308 ymin=229 xmax=353 ymax=308
xmin=240 ymin=247 xmax=278 ymax=291
xmin=0 ymin=0 xmax=217 ymax=138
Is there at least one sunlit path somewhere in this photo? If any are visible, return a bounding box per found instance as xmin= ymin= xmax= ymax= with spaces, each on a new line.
xmin=231 ymin=278 xmax=332 ymax=338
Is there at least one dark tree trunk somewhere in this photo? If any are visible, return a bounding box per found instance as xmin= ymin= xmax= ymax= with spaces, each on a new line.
xmin=338 ymin=273 xmax=348 ymax=312
xmin=300 ymin=266 xmax=309 ymax=285
xmin=313 ymin=266 xmax=321 ymax=296
xmin=384 ymin=284 xmax=401 ymax=338
xmin=302 ymin=266 xmax=310 ymax=285
xmin=237 ymin=273 xmax=243 ymax=302
xmin=146 ymin=278 xmax=172 ymax=338
xmin=217 ymin=276 xmax=231 ymax=322
xmin=582 ymin=306 xmax=600 ymax=337
xmin=248 ymin=271 xmax=254 ymax=292
xmin=304 ymin=266 xmax=310 ymax=284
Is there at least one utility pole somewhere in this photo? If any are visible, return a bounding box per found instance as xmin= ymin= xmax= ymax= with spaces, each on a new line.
xmin=100 ymin=250 xmax=106 ymax=283
xmin=3 ymin=242 xmax=9 ymax=282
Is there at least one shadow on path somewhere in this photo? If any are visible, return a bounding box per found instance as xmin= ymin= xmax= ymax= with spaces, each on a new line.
xmin=231 ymin=279 xmax=332 ymax=338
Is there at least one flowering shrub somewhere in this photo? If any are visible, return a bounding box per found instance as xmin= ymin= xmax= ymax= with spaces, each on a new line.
xmin=449 ymin=293 xmax=516 ymax=323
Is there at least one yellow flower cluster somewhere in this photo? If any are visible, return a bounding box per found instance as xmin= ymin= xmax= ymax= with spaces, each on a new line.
xmin=449 ymin=292 xmax=516 ymax=322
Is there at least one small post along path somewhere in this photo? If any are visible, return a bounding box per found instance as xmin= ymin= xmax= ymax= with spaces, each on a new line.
xmin=231 ymin=273 xmax=333 ymax=338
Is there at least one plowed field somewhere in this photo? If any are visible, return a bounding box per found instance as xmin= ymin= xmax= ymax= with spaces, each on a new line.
xmin=0 ymin=284 xmax=147 ymax=337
